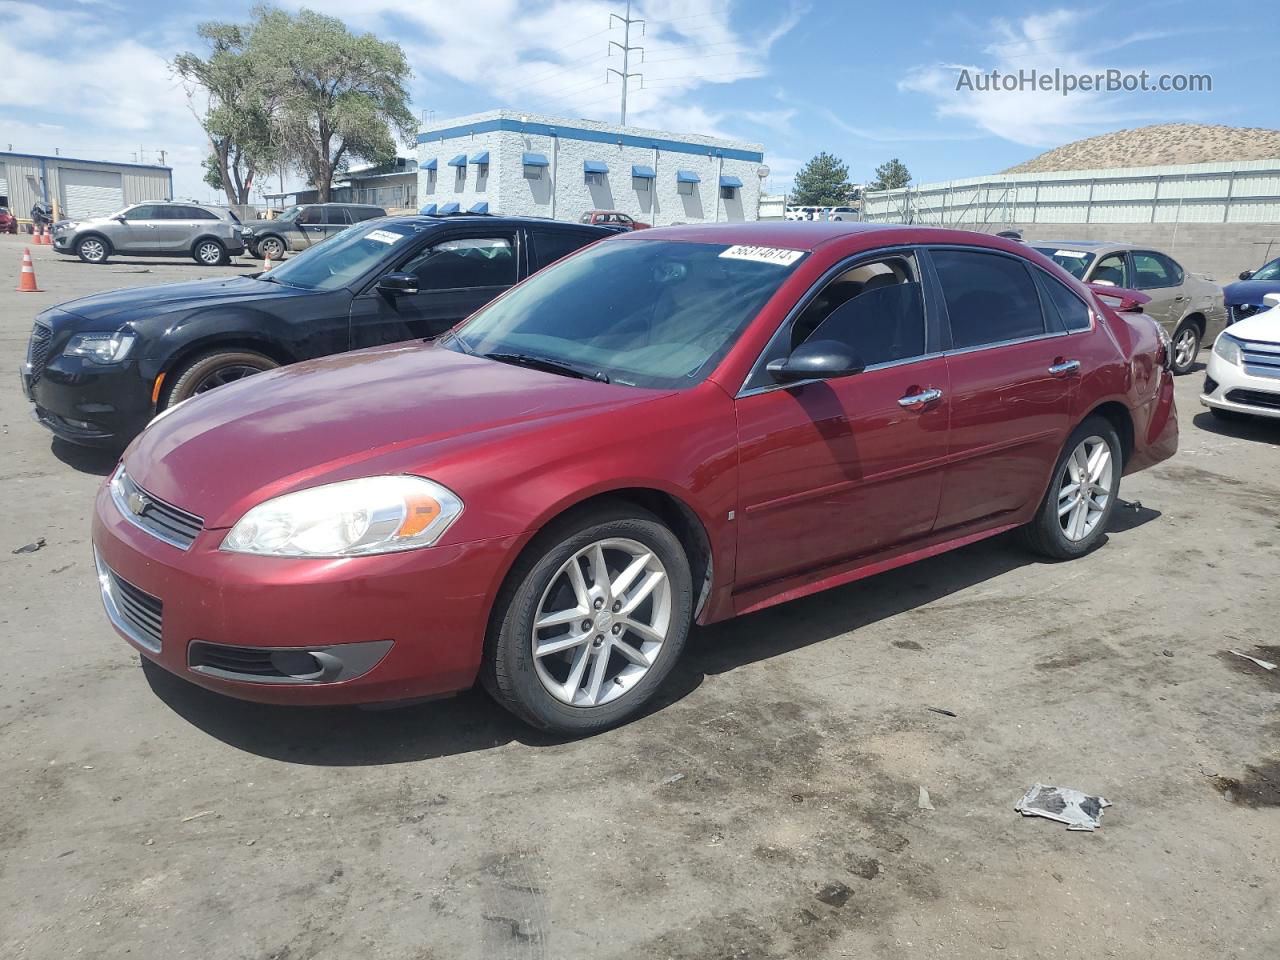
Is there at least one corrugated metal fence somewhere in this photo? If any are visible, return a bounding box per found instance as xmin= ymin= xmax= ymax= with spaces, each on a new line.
xmin=862 ymin=158 xmax=1280 ymax=226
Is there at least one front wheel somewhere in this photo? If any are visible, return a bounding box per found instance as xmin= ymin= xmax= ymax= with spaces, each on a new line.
xmin=1170 ymin=322 xmax=1202 ymax=375
xmin=482 ymin=504 xmax=694 ymax=734
xmin=76 ymin=236 xmax=109 ymax=264
xmin=163 ymin=349 xmax=279 ymax=407
xmin=193 ymin=239 xmax=229 ymax=266
xmin=1018 ymin=417 xmax=1122 ymax=560
xmin=256 ymin=235 xmax=286 ymax=260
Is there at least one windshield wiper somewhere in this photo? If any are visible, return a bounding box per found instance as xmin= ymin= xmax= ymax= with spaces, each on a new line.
xmin=482 ymin=352 xmax=610 ymax=383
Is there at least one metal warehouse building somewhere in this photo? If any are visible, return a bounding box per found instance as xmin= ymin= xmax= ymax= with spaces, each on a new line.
xmin=417 ymin=110 xmax=766 ymax=225
xmin=0 ymin=152 xmax=172 ymax=224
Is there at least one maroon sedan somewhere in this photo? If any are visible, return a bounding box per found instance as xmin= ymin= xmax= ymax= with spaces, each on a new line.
xmin=92 ymin=223 xmax=1176 ymax=734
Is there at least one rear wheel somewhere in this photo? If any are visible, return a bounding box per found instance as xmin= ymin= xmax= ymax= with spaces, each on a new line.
xmin=193 ymin=238 xmax=229 ymax=266
xmin=1019 ymin=417 xmax=1121 ymax=560
xmin=482 ymin=504 xmax=694 ymax=734
xmin=1170 ymin=321 xmax=1202 ymax=375
xmin=76 ymin=236 xmax=109 ymax=264
xmin=164 ymin=349 xmax=279 ymax=407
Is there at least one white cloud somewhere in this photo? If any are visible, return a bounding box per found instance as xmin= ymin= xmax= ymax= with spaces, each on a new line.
xmin=899 ymin=8 xmax=1207 ymax=147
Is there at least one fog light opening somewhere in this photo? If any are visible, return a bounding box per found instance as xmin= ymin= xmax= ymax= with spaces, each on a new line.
xmin=269 ymin=650 xmax=329 ymax=680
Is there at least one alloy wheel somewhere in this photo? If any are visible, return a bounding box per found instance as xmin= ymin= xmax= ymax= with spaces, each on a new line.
xmin=197 ymin=242 xmax=222 ymax=264
xmin=1058 ymin=435 xmax=1113 ymax=541
xmin=260 ymin=237 xmax=284 ymax=258
xmin=192 ymin=363 xmax=264 ymax=394
xmin=1173 ymin=328 xmax=1197 ymax=369
xmin=80 ymin=239 xmax=106 ymax=262
xmin=531 ymin=537 xmax=672 ymax=708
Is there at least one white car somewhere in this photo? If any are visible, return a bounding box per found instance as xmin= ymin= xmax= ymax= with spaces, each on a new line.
xmin=1201 ymin=291 xmax=1280 ymax=420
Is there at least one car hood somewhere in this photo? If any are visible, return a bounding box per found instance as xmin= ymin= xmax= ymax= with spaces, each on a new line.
xmin=1223 ymin=310 xmax=1280 ymax=344
xmin=1223 ymin=279 xmax=1280 ymax=304
xmin=124 ymin=341 xmax=663 ymax=527
xmin=242 ymin=219 xmax=290 ymax=231
xmin=56 ymin=275 xmax=303 ymax=325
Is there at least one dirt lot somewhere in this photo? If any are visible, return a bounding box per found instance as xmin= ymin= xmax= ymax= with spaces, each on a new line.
xmin=1 ymin=233 xmax=1278 ymax=960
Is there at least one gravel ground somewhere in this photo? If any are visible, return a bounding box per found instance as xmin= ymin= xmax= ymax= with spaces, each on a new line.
xmin=1 ymin=233 xmax=1278 ymax=960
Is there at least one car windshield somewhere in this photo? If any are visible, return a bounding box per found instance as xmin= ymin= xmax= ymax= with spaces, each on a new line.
xmin=1034 ymin=246 xmax=1095 ymax=280
xmin=446 ymin=239 xmax=805 ymax=389
xmin=264 ymin=220 xmax=417 ymax=291
xmin=276 ymin=206 xmax=302 ymax=222
xmin=1250 ymin=258 xmax=1280 ymax=282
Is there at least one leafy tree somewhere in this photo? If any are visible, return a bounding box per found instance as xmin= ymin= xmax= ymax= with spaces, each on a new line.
xmin=791 ymin=152 xmax=853 ymax=206
xmin=869 ymin=158 xmax=912 ymax=191
xmin=174 ymin=22 xmax=277 ymax=206
xmin=251 ymin=6 xmax=415 ymax=202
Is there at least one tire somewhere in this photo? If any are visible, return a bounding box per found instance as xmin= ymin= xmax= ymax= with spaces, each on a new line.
xmin=481 ymin=503 xmax=694 ymax=734
xmin=256 ymin=235 xmax=286 ymax=260
xmin=1170 ymin=320 xmax=1202 ymax=375
xmin=76 ymin=235 xmax=110 ymax=264
xmin=163 ymin=349 xmax=279 ymax=407
xmin=1018 ymin=416 xmax=1122 ymax=561
xmin=193 ymin=238 xmax=229 ymax=266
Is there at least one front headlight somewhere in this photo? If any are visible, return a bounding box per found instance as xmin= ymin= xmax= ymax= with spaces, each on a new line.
xmin=64 ymin=332 xmax=136 ymax=364
xmin=242 ymin=227 xmax=254 ymax=236
xmin=1213 ymin=333 xmax=1243 ymax=366
xmin=221 ymin=475 xmax=463 ymax=557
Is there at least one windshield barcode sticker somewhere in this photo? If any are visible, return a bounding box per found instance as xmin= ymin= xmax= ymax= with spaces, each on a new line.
xmin=1055 ymin=249 xmax=1088 ymax=258
xmin=366 ymin=229 xmax=403 ymax=244
xmin=719 ymin=245 xmax=805 ymax=266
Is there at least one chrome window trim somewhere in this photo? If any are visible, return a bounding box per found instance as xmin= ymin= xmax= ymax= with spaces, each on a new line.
xmin=93 ymin=547 xmax=161 ymax=654
xmin=735 ymin=244 xmax=925 ymax=398
xmin=738 ymin=351 xmax=946 ymax=399
xmin=940 ymin=329 xmax=1072 ymax=357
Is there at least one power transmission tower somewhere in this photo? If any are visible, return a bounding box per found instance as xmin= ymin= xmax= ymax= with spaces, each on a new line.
xmin=607 ymin=1 xmax=644 ymax=125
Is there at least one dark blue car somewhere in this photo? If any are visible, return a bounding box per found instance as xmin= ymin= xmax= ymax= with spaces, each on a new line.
xmin=1225 ymin=256 xmax=1280 ymax=325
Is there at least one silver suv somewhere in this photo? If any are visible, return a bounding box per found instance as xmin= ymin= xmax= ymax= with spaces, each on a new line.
xmin=52 ymin=202 xmax=247 ymax=266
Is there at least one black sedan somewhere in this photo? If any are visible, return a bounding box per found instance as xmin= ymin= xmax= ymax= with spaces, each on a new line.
xmin=21 ymin=215 xmax=614 ymax=448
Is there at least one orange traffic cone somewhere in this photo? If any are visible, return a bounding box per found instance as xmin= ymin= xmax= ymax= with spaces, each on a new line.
xmin=262 ymin=248 xmax=273 ymax=271
xmin=16 ymin=248 xmax=42 ymax=292
xmin=39 ymin=226 xmax=50 ymax=245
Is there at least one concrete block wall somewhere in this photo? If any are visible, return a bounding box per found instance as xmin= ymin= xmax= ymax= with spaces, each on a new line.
xmin=966 ymin=221 xmax=1280 ymax=284
xmin=417 ymin=111 xmax=765 ymax=226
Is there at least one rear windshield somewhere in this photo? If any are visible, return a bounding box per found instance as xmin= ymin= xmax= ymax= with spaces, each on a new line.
xmin=447 ymin=239 xmax=805 ymax=389
xmin=1034 ymin=246 xmax=1095 ymax=280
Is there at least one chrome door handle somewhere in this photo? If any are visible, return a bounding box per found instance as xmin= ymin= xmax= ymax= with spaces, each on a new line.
xmin=1048 ymin=359 xmax=1081 ymax=376
xmin=898 ymin=388 xmax=942 ymax=408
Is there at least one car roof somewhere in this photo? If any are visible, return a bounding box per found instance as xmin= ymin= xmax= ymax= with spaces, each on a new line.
xmin=609 ymin=220 xmax=927 ymax=251
xmin=1032 ymin=240 xmax=1142 ymax=252
xmin=382 ymin=214 xmax=616 ymax=233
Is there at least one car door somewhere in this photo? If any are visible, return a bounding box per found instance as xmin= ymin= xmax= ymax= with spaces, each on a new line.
xmin=162 ymin=205 xmax=207 ymax=254
xmin=323 ymin=205 xmax=352 ymax=241
xmin=112 ymin=204 xmax=167 ymax=252
xmin=733 ymin=249 xmax=951 ymax=590
xmin=1128 ymin=250 xmax=1181 ymax=329
xmin=927 ymin=247 xmax=1076 ymax=532
xmin=293 ymin=206 xmax=326 ymax=251
xmin=348 ymin=228 xmax=520 ymax=348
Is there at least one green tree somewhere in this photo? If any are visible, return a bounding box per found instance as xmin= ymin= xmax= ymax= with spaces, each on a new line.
xmin=174 ymin=22 xmax=277 ymax=206
xmin=251 ymin=6 xmax=415 ymax=202
xmin=790 ymin=152 xmax=853 ymax=206
xmin=869 ymin=158 xmax=912 ymax=191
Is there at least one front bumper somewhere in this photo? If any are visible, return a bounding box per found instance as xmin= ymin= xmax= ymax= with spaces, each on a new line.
xmin=22 ymin=352 xmax=154 ymax=447
xmin=1201 ymin=349 xmax=1280 ymax=419
xmin=91 ymin=481 xmax=520 ymax=705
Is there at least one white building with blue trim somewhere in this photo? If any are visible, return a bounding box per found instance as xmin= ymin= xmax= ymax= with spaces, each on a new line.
xmin=416 ymin=110 xmax=766 ymax=225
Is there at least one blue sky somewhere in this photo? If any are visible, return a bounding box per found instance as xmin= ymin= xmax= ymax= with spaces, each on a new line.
xmin=2 ymin=0 xmax=1273 ymax=202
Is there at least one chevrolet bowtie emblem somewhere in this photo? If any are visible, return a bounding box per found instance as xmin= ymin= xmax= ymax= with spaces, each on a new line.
xmin=126 ymin=489 xmax=150 ymax=516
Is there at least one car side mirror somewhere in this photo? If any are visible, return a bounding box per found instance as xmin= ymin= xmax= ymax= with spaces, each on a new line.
xmin=1239 ymin=270 xmax=1254 ymax=281
xmin=377 ymin=272 xmax=418 ymax=296
xmin=1264 ymin=292 xmax=1280 ymax=308
xmin=767 ymin=339 xmax=865 ymax=384
xmin=112 ymin=215 xmax=126 ymax=223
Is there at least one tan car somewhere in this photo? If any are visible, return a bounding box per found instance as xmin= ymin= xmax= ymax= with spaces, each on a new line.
xmin=1034 ymin=241 xmax=1226 ymax=374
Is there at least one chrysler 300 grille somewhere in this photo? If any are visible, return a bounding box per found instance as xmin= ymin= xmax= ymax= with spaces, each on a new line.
xmin=25 ymin=320 xmax=52 ymax=386
xmin=110 ymin=468 xmax=204 ymax=550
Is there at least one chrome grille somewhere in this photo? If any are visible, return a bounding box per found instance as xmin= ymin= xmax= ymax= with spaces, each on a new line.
xmin=26 ymin=320 xmax=52 ymax=386
xmin=1240 ymin=340 xmax=1280 ymax=380
xmin=110 ymin=469 xmax=204 ymax=550
xmin=1229 ymin=303 xmax=1268 ymax=324
xmin=94 ymin=549 xmax=163 ymax=653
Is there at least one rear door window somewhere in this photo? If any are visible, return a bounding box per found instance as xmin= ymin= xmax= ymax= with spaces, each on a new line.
xmin=325 ymin=207 xmax=351 ymax=226
xmin=530 ymin=229 xmax=600 ymax=271
xmin=931 ymin=249 xmax=1046 ymax=349
xmin=1132 ymin=251 xmax=1181 ymax=287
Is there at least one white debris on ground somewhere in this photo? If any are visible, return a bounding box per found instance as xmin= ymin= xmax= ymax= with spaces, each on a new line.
xmin=1015 ymin=784 xmax=1111 ymax=831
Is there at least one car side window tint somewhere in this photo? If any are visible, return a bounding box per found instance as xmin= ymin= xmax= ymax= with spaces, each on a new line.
xmin=1092 ymin=253 xmax=1129 ymax=288
xmin=123 ymin=205 xmax=160 ymax=221
xmin=530 ymin=229 xmax=596 ymax=271
xmin=188 ymin=207 xmax=219 ymax=220
xmin=325 ymin=207 xmax=350 ymax=226
xmin=296 ymin=207 xmax=323 ymax=225
xmin=1150 ymin=251 xmax=1183 ymax=285
xmin=400 ymin=237 xmax=516 ymax=290
xmin=932 ymin=249 xmax=1046 ymax=348
xmin=1132 ymin=252 xmax=1174 ymax=289
xmin=1036 ymin=271 xmax=1092 ymax=332
xmin=791 ymin=254 xmax=926 ymax=366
